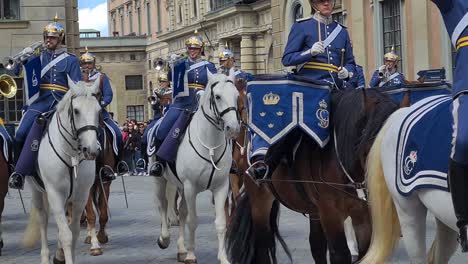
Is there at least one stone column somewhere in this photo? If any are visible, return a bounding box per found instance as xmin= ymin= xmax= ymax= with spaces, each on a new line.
xmin=240 ymin=34 xmax=256 ymax=73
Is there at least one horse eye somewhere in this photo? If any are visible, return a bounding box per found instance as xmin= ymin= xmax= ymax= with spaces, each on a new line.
xmin=74 ymin=109 xmax=80 ymax=115
xmin=215 ymin=95 xmax=221 ymax=100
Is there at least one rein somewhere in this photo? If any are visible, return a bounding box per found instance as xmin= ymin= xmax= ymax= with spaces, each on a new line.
xmin=201 ymin=80 xmax=237 ymax=131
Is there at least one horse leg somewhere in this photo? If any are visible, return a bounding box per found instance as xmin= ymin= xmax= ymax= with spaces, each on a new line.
xmin=394 ymin=197 xmax=427 ymax=264
xmin=155 ymin=177 xmax=171 ymax=249
xmin=97 ymin=181 xmax=111 ymax=244
xmin=183 ymin=183 xmax=199 ymax=264
xmin=84 ymin=184 xmax=102 ymax=255
xmin=29 ymin=190 xmax=50 ymax=264
xmin=213 ymin=180 xmax=230 ymax=264
xmin=167 ymin=183 xmax=180 ymax=226
xmin=347 ymin=201 xmax=371 ymax=261
xmin=309 ymin=218 xmax=328 ymax=264
xmin=343 ymin=217 xmax=359 ymax=261
xmin=318 ymin=202 xmax=351 ymax=264
xmin=177 ymin=192 xmax=188 ymax=262
xmin=427 ymin=218 xmax=458 ymax=264
xmin=48 ymin=190 xmax=74 ymax=264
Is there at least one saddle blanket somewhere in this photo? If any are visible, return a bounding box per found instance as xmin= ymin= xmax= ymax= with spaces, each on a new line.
xmin=395 ymin=95 xmax=453 ymax=196
xmin=247 ymin=74 xmax=331 ymax=148
xmin=380 ymin=82 xmax=451 ymax=105
xmin=146 ymin=118 xmax=163 ymax=156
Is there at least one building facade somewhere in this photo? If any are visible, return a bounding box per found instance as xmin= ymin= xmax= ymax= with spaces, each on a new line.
xmin=0 ymin=0 xmax=79 ymax=126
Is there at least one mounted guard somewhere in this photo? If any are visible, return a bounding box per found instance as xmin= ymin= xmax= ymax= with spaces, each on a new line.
xmin=149 ymin=30 xmax=217 ymax=176
xmin=369 ymin=47 xmax=406 ymax=88
xmin=8 ymin=15 xmax=82 ymax=190
xmin=431 ymin=0 xmax=468 ymax=252
xmin=80 ymin=47 xmax=123 ymax=180
xmin=218 ymin=43 xmax=252 ymax=83
xmin=248 ymin=0 xmax=357 ymax=179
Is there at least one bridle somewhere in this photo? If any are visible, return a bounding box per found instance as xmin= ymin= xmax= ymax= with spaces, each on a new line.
xmin=201 ymin=80 xmax=238 ymax=131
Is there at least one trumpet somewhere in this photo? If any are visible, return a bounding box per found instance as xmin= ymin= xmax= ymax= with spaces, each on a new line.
xmin=148 ymin=88 xmax=159 ymax=105
xmin=4 ymin=41 xmax=45 ymax=70
xmin=0 ymin=74 xmax=18 ymax=98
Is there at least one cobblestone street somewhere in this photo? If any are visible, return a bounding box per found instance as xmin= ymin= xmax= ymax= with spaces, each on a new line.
xmin=0 ymin=176 xmax=466 ymax=263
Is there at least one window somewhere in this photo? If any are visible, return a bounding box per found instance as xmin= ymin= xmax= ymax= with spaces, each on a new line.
xmin=156 ymin=0 xmax=162 ymax=32
xmin=130 ymin=54 xmax=136 ymax=60
xmin=178 ymin=5 xmax=182 ymax=23
xmin=146 ymin=2 xmax=151 ymax=34
xmin=0 ymin=77 xmax=23 ymax=123
xmin=292 ymin=3 xmax=303 ymax=23
xmin=148 ymin=59 xmax=152 ymax=69
xmin=137 ymin=7 xmax=141 ymax=35
xmin=1 ymin=0 xmax=19 ymax=19
xmin=211 ymin=0 xmax=236 ymax=11
xmin=193 ymin=0 xmax=198 ymax=17
xmin=382 ymin=0 xmax=402 ymax=70
xmin=127 ymin=105 xmax=145 ymax=122
xmin=120 ymin=14 xmax=125 ymax=36
xmin=125 ymin=75 xmax=143 ymax=90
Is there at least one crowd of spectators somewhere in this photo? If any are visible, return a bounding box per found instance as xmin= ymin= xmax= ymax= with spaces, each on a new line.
xmin=121 ymin=118 xmax=149 ymax=175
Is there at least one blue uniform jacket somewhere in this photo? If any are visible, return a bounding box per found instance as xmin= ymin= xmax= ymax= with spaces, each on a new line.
xmin=344 ymin=65 xmax=366 ymax=89
xmin=432 ymin=0 xmax=468 ymax=95
xmin=15 ymin=49 xmax=81 ymax=101
xmin=282 ymin=17 xmax=356 ymax=89
xmin=369 ymin=70 xmax=406 ymax=89
xmin=88 ymin=71 xmax=113 ymax=107
xmin=170 ymin=58 xmax=217 ymax=109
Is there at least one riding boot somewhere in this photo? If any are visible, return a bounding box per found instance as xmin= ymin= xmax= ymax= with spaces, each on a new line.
xmin=150 ymin=139 xmax=165 ymax=177
xmin=448 ymin=159 xmax=468 ymax=252
xmin=8 ymin=140 xmax=25 ymax=189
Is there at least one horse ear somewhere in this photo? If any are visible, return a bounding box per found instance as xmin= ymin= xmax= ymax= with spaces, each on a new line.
xmin=228 ymin=68 xmax=236 ymax=83
xmin=67 ymin=75 xmax=78 ymax=91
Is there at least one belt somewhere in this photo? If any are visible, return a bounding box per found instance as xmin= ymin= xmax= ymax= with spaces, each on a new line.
xmin=303 ymin=62 xmax=339 ymax=73
xmin=457 ymin=36 xmax=468 ymax=50
xmin=188 ymin=83 xmax=205 ymax=90
xmin=40 ymin=84 xmax=68 ymax=93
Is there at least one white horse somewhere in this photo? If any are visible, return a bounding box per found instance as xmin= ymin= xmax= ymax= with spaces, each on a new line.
xmin=150 ymin=70 xmax=240 ymax=264
xmin=22 ymin=79 xmax=102 ymax=264
xmin=360 ymin=104 xmax=461 ymax=264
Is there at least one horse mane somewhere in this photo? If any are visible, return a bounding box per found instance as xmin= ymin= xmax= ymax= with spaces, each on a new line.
xmin=56 ymin=81 xmax=97 ymax=113
xmin=332 ymin=89 xmax=399 ymax=178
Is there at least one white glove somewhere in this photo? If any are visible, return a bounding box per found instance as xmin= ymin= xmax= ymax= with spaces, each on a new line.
xmin=378 ymin=65 xmax=387 ymax=73
xmin=310 ymin=42 xmax=325 ymax=57
xmin=337 ymin=67 xmax=349 ymax=80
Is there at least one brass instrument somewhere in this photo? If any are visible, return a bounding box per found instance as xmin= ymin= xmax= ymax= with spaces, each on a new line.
xmin=4 ymin=41 xmax=45 ymax=70
xmin=0 ymin=74 xmax=18 ymax=98
xmin=148 ymin=88 xmax=159 ymax=105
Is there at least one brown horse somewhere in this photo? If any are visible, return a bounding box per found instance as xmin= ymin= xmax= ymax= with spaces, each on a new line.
xmin=226 ymin=89 xmax=399 ymax=264
xmin=82 ymin=128 xmax=117 ymax=256
xmin=0 ymin=146 xmax=10 ymax=256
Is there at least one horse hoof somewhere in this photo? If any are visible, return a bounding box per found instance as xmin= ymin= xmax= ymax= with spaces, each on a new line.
xmin=84 ymin=236 xmax=91 ymax=244
xmin=157 ymin=236 xmax=170 ymax=249
xmin=90 ymin=248 xmax=103 ymax=256
xmin=177 ymin=252 xmax=187 ymax=262
xmin=184 ymin=259 xmax=197 ymax=264
xmin=97 ymin=232 xmax=109 ymax=244
xmin=53 ymin=257 xmax=66 ymax=264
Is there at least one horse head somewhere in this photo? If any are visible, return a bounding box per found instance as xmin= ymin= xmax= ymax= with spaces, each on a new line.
xmin=204 ymin=69 xmax=240 ymax=139
xmin=57 ymin=77 xmax=101 ymax=160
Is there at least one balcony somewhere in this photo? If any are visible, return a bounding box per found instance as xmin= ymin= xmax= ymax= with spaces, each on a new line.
xmin=210 ymin=0 xmax=244 ymax=12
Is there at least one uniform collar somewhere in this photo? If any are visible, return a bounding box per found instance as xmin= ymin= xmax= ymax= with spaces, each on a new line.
xmin=188 ymin=57 xmax=203 ymax=63
xmin=46 ymin=48 xmax=66 ymax=55
xmin=313 ymin=12 xmax=333 ymax=25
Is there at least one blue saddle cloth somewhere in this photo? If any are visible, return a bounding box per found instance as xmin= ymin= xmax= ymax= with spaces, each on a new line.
xmin=247 ymin=74 xmax=331 ymax=148
xmin=395 ymin=95 xmax=452 ymax=196
xmin=379 ymin=82 xmax=451 ymax=105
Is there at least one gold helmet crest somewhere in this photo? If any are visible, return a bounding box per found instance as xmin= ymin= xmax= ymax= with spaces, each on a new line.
xmin=80 ymin=46 xmax=95 ymax=63
xmin=384 ymin=46 xmax=399 ymax=62
xmin=219 ymin=42 xmax=235 ymax=62
xmin=158 ymin=71 xmax=169 ymax=82
xmin=43 ymin=14 xmax=65 ymax=41
xmin=185 ymin=30 xmax=204 ymax=49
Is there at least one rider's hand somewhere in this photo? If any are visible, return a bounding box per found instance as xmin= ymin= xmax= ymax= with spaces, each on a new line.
xmin=337 ymin=67 xmax=349 ymax=80
xmin=378 ymin=65 xmax=387 ymax=73
xmin=310 ymin=42 xmax=325 ymax=57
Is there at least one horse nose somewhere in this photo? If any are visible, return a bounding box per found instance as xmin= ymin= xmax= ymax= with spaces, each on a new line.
xmin=82 ymin=147 xmax=97 ymax=160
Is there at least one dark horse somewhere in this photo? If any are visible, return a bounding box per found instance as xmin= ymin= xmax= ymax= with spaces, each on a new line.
xmin=82 ymin=127 xmax=118 ymax=256
xmin=226 ymin=88 xmax=399 ymax=264
xmin=0 ymin=142 xmax=11 ymax=256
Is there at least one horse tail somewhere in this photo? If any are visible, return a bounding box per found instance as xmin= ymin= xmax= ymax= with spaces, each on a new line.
xmin=225 ymin=191 xmax=255 ymax=264
xmin=359 ymin=123 xmax=401 ymax=264
xmin=23 ymin=193 xmax=49 ymax=248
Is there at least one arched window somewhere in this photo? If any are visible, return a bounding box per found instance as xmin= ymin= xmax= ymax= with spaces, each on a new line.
xmin=293 ymin=3 xmax=303 ymax=22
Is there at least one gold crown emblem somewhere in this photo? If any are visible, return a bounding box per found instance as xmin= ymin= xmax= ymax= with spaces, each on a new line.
xmin=319 ymin=99 xmax=328 ymax=109
xmin=263 ymin=92 xmax=280 ymax=105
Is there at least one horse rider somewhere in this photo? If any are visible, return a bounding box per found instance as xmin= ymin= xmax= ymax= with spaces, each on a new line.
xmin=218 ymin=44 xmax=252 ymax=82
xmin=141 ymin=71 xmax=171 ymax=167
xmin=248 ymin=0 xmax=356 ymax=179
xmin=344 ymin=64 xmax=366 ymax=89
xmin=369 ymin=47 xmax=406 ymax=88
xmin=80 ymin=47 xmax=123 ymax=180
xmin=431 ymin=0 xmax=468 ymax=252
xmin=150 ymin=31 xmax=217 ymax=176
xmin=9 ymin=16 xmax=81 ymax=190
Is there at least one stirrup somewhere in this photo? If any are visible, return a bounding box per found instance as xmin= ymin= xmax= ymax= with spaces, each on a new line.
xmin=116 ymin=161 xmax=130 ymax=177
xmin=149 ymin=161 xmax=164 ymax=177
xmin=8 ymin=172 xmax=25 ymax=190
xmin=135 ymin=158 xmax=147 ymax=176
xmin=98 ymin=166 xmax=117 ymax=182
xmin=246 ymin=160 xmax=269 ymax=181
